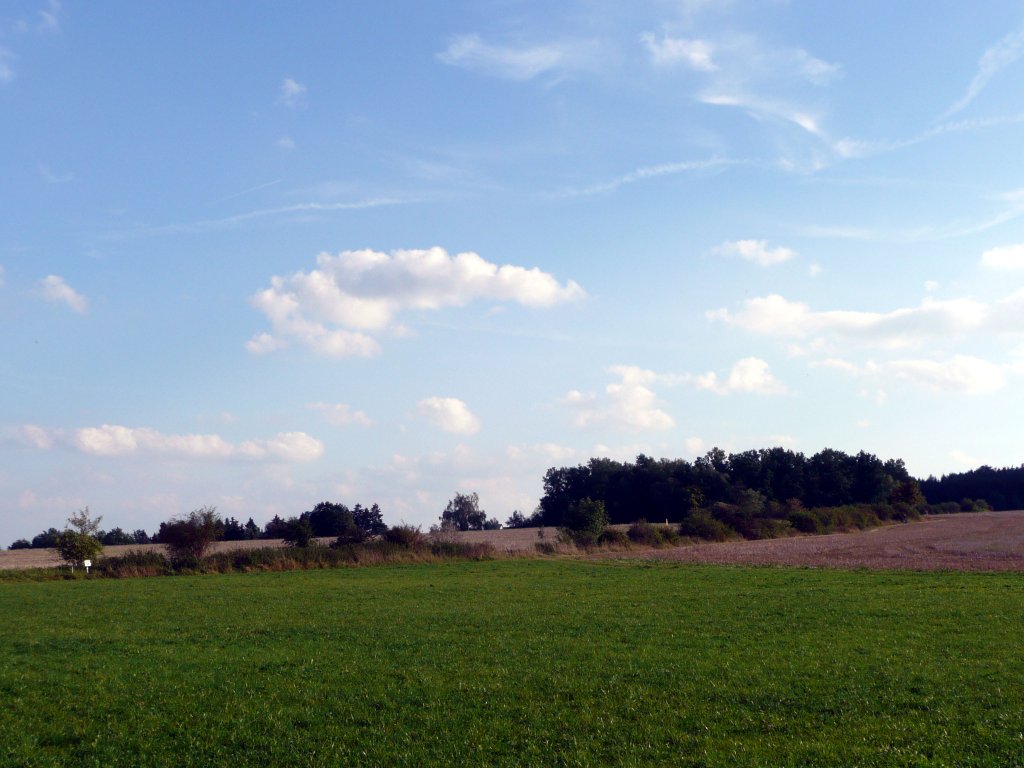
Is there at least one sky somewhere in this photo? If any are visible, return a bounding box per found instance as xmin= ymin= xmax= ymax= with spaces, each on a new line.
xmin=3 ymin=1 xmax=1024 ymax=542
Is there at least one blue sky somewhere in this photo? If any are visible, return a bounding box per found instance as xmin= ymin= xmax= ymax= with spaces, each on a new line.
xmin=4 ymin=1 xmax=1024 ymax=541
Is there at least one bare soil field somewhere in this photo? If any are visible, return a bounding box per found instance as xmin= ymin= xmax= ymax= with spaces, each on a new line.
xmin=631 ymin=511 xmax=1024 ymax=571
xmin=4 ymin=512 xmax=1022 ymax=571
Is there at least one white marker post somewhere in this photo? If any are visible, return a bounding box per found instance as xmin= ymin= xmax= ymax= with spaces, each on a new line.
xmin=83 ymin=559 xmax=91 ymax=575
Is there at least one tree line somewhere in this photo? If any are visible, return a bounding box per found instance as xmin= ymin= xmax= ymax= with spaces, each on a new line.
xmin=9 ymin=501 xmax=388 ymax=551
xmin=921 ymin=465 xmax=1024 ymax=511
xmin=7 ymin=447 xmax=1024 ymax=553
xmin=512 ymin=447 xmax=922 ymax=528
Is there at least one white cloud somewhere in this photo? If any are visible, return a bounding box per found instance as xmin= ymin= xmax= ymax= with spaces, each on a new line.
xmin=248 ymin=247 xmax=584 ymax=357
xmin=713 ymin=239 xmax=795 ymax=267
xmin=239 ymin=431 xmax=325 ymax=462
xmin=567 ymin=365 xmax=675 ymax=431
xmin=950 ymin=449 xmax=984 ymax=468
xmin=24 ymin=424 xmax=324 ymax=462
xmin=39 ymin=275 xmax=87 ymax=313
xmin=18 ymin=424 xmax=53 ymax=449
xmin=0 ymin=48 xmax=13 ymax=84
xmin=641 ymin=33 xmax=717 ymax=71
xmin=557 ymin=156 xmax=735 ymax=197
xmin=307 ymin=402 xmax=373 ymax=428
xmin=38 ymin=164 xmax=74 ymax=184
xmin=0 ymin=265 xmax=5 ymax=288
xmin=924 ymin=280 xmax=939 ymax=292
xmin=505 ymin=442 xmax=577 ymax=464
xmin=280 ymin=77 xmax=306 ymax=106
xmin=942 ymin=25 xmax=1024 ymax=119
xmin=276 ymin=136 xmax=296 ymax=150
xmin=708 ymin=293 xmax=1014 ymax=349
xmin=886 ymin=356 xmax=1006 ymax=396
xmin=688 ymin=357 xmax=788 ymax=395
xmin=816 ymin=355 xmax=1007 ymax=396
xmin=438 ymin=34 xmax=599 ymax=81
xmin=808 ymin=263 xmax=822 ymax=277
xmin=684 ymin=437 xmax=706 ymax=456
xmin=981 ymin=244 xmax=1024 ymax=270
xmin=416 ymin=397 xmax=481 ymax=435
xmin=36 ymin=0 xmax=61 ymax=33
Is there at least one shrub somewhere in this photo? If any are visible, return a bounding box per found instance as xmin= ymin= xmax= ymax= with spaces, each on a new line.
xmin=383 ymin=524 xmax=424 ymax=548
xmin=626 ymin=520 xmax=680 ymax=547
xmin=560 ymin=497 xmax=608 ymax=547
xmin=159 ymin=506 xmax=221 ymax=563
xmin=97 ymin=550 xmax=171 ymax=578
xmin=8 ymin=539 xmax=31 ymax=550
xmin=679 ymin=512 xmax=733 ymax=542
xmin=597 ymin=528 xmax=630 ymax=547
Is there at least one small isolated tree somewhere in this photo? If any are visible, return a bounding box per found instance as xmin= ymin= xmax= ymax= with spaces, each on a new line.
xmin=9 ymin=539 xmax=31 ymax=550
xmin=560 ymin=497 xmax=608 ymax=547
xmin=440 ymin=492 xmax=487 ymax=531
xmin=160 ymin=506 xmax=221 ymax=564
xmin=55 ymin=507 xmax=104 ymax=569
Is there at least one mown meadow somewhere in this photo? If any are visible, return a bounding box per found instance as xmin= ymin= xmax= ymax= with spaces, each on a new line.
xmin=2 ymin=559 xmax=1023 ymax=767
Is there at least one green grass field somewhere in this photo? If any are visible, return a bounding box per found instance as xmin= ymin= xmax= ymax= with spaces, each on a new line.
xmin=2 ymin=559 xmax=1023 ymax=767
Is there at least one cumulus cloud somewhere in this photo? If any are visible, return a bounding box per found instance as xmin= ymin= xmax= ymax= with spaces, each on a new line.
xmin=707 ymin=292 xmax=1021 ymax=349
xmin=307 ymin=402 xmax=373 ymax=428
xmin=686 ymin=357 xmax=788 ymax=395
xmin=641 ymin=33 xmax=717 ymax=71
xmin=713 ymin=239 xmax=796 ymax=267
xmin=23 ymin=424 xmax=324 ymax=462
xmin=567 ymin=365 xmax=675 ymax=431
xmin=248 ymin=247 xmax=584 ymax=357
xmin=981 ymin=244 xmax=1024 ymax=270
xmin=39 ymin=275 xmax=87 ymax=313
xmin=238 ymin=431 xmax=324 ymax=462
xmin=280 ymin=77 xmax=306 ymax=106
xmin=437 ymin=34 xmax=600 ymax=80
xmin=416 ymin=397 xmax=481 ymax=435
xmin=505 ymin=443 xmax=578 ymax=464
xmin=816 ymin=355 xmax=1007 ymax=396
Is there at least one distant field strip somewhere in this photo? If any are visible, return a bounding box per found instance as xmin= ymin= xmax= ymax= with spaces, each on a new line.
xmin=2 ymin=560 xmax=1023 ymax=766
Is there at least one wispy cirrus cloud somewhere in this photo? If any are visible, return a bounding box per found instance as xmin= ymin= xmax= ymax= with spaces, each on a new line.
xmin=438 ymin=34 xmax=602 ymax=81
xmin=0 ymin=47 xmax=14 ymax=84
xmin=109 ymin=197 xmax=406 ymax=239
xmin=555 ymin=156 xmax=736 ymax=197
xmin=641 ymin=32 xmax=717 ymax=71
xmin=941 ymin=24 xmax=1024 ymax=119
xmin=280 ymin=77 xmax=307 ymax=107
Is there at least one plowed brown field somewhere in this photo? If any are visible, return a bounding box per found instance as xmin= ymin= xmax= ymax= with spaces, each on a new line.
xmin=3 ymin=511 xmax=1021 ymax=571
xmin=631 ymin=511 xmax=1024 ymax=571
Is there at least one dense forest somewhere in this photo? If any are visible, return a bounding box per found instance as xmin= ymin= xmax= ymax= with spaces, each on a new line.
xmin=529 ymin=448 xmax=923 ymax=527
xmin=921 ymin=465 xmax=1024 ymax=511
